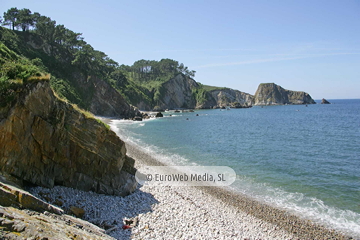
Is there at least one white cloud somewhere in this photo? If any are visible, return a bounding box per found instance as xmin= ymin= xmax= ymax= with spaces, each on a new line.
xmin=196 ymin=52 xmax=360 ymax=68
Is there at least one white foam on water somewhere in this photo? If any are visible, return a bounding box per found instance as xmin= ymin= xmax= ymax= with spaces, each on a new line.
xmin=110 ymin=119 xmax=194 ymax=166
xmin=231 ymin=177 xmax=360 ymax=237
xmin=110 ymin=118 xmax=360 ymax=238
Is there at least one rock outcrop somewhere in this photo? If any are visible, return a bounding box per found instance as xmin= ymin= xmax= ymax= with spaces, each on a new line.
xmin=0 ymin=206 xmax=115 ymax=239
xmin=202 ymin=88 xmax=253 ymax=108
xmin=150 ymin=74 xmax=254 ymax=110
xmin=156 ymin=74 xmax=199 ymax=110
xmin=0 ymin=80 xmax=137 ymax=196
xmin=0 ymin=177 xmax=63 ymax=215
xmin=72 ymin=74 xmax=140 ymax=119
xmin=321 ymin=98 xmax=330 ymax=104
xmin=0 ymin=177 xmax=115 ymax=239
xmin=254 ymin=83 xmax=315 ymax=106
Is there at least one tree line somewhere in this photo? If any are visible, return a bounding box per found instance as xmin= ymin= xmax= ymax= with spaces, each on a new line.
xmin=1 ymin=7 xmax=196 ymax=88
xmin=119 ymin=59 xmax=196 ymax=84
xmin=1 ymin=7 xmax=119 ymax=78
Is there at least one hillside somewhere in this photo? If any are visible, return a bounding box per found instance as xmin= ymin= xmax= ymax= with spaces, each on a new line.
xmin=0 ymin=43 xmax=137 ymax=196
xmin=0 ymin=25 xmax=139 ymax=118
xmin=1 ymin=8 xmax=316 ymax=114
xmin=1 ymin=12 xmax=253 ymax=112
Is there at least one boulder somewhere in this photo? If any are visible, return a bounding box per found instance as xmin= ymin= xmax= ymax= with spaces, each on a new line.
xmin=155 ymin=112 xmax=163 ymax=117
xmin=69 ymin=206 xmax=85 ymax=218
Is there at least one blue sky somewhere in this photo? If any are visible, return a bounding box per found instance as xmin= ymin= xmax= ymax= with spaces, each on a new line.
xmin=2 ymin=0 xmax=360 ymax=99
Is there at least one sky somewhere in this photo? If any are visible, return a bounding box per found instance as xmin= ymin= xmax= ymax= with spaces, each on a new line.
xmin=2 ymin=0 xmax=360 ymax=99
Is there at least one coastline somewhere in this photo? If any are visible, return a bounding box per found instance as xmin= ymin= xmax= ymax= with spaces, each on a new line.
xmin=122 ymin=122 xmax=352 ymax=239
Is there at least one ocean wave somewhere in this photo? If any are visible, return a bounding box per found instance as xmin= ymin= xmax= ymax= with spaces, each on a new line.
xmin=231 ymin=177 xmax=360 ymax=237
xmin=111 ymin=121 xmax=193 ymax=166
xmin=110 ymin=118 xmax=360 ymax=238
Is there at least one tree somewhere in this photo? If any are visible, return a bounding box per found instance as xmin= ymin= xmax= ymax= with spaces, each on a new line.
xmin=34 ymin=15 xmax=56 ymax=42
xmin=17 ymin=8 xmax=34 ymax=31
xmin=3 ymin=7 xmax=19 ymax=30
xmin=0 ymin=16 xmax=3 ymax=24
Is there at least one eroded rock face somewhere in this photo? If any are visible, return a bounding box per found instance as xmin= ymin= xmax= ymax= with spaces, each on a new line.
xmin=156 ymin=74 xmax=199 ymax=110
xmin=152 ymin=74 xmax=254 ymax=110
xmin=254 ymin=83 xmax=315 ymax=106
xmin=85 ymin=75 xmax=140 ymax=118
xmin=205 ymin=89 xmax=253 ymax=108
xmin=0 ymin=81 xmax=137 ymax=196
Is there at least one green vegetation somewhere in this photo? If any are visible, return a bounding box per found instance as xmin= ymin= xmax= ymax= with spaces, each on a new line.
xmin=201 ymin=84 xmax=228 ymax=91
xmin=1 ymin=7 xmax=199 ymax=110
xmin=0 ymin=42 xmax=50 ymax=106
xmin=1 ymin=7 xmax=221 ymax=110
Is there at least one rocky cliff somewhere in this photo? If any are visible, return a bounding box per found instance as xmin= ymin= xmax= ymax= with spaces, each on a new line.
xmin=0 ymin=80 xmax=137 ymax=196
xmin=151 ymin=74 xmax=254 ymax=110
xmin=155 ymin=74 xmax=199 ymax=109
xmin=254 ymin=83 xmax=315 ymax=105
xmin=77 ymin=74 xmax=140 ymax=118
xmin=206 ymin=88 xmax=253 ymax=108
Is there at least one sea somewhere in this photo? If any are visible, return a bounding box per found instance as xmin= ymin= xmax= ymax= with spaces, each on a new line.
xmin=110 ymin=99 xmax=360 ymax=237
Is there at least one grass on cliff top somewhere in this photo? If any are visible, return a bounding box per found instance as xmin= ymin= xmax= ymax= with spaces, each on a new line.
xmin=0 ymin=42 xmax=51 ymax=107
xmin=70 ymin=103 xmax=110 ymax=130
xmin=0 ymin=42 xmax=50 ymax=83
xmin=201 ymin=84 xmax=228 ymax=91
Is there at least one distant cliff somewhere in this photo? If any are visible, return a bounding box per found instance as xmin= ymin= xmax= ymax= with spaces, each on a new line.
xmin=204 ymin=88 xmax=253 ymax=108
xmin=155 ymin=74 xmax=199 ymax=109
xmin=144 ymin=74 xmax=253 ymax=110
xmin=0 ymin=80 xmax=137 ymax=196
xmin=254 ymin=83 xmax=315 ymax=105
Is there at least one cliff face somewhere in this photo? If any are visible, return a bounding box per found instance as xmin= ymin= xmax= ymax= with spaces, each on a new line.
xmin=151 ymin=74 xmax=254 ymax=110
xmin=206 ymin=89 xmax=253 ymax=108
xmin=0 ymin=81 xmax=137 ymax=196
xmin=77 ymin=74 xmax=140 ymax=118
xmin=254 ymin=83 xmax=315 ymax=105
xmin=155 ymin=74 xmax=199 ymax=109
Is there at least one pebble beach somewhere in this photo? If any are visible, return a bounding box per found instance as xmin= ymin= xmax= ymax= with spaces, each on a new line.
xmin=29 ymin=119 xmax=353 ymax=239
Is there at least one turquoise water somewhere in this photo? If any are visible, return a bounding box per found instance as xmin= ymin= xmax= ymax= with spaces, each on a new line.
xmin=111 ymin=99 xmax=360 ymax=236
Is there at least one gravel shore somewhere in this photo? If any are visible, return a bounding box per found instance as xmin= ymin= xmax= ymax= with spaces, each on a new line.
xmin=29 ymin=118 xmax=353 ymax=239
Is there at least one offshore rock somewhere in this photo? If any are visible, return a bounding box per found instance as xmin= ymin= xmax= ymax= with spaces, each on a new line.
xmin=321 ymin=98 xmax=330 ymax=104
xmin=254 ymin=83 xmax=315 ymax=105
xmin=155 ymin=112 xmax=164 ymax=118
xmin=0 ymin=81 xmax=137 ymax=196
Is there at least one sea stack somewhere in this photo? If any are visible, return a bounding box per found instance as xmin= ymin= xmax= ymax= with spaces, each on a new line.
xmin=254 ymin=83 xmax=316 ymax=106
xmin=321 ymin=98 xmax=331 ymax=104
